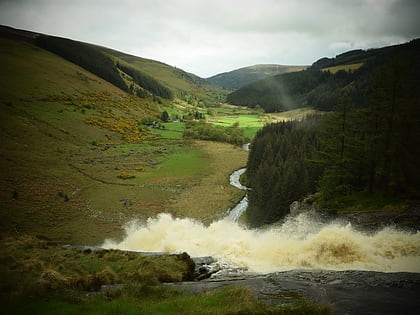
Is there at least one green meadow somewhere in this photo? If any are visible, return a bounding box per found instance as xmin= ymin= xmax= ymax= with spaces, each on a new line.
xmin=211 ymin=114 xmax=267 ymax=139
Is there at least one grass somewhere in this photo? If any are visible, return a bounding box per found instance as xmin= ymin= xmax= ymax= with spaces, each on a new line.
xmin=168 ymin=141 xmax=247 ymax=222
xmin=321 ymin=191 xmax=413 ymax=214
xmin=0 ymin=37 xmax=125 ymax=99
xmin=209 ymin=113 xmax=266 ymax=139
xmin=0 ymin=235 xmax=330 ymax=314
xmin=3 ymin=286 xmax=331 ymax=315
xmin=0 ymin=235 xmax=332 ymax=315
xmin=321 ymin=62 xmax=364 ymax=74
xmin=269 ymin=107 xmax=320 ymax=123
xmin=152 ymin=122 xmax=185 ymax=139
xmin=132 ymin=148 xmax=209 ymax=184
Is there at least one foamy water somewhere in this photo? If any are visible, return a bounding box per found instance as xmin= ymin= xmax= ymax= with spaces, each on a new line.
xmin=103 ymin=213 xmax=420 ymax=273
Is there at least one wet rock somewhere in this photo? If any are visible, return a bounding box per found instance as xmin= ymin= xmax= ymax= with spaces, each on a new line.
xmin=290 ymin=194 xmax=319 ymax=215
xmin=169 ymin=270 xmax=420 ymax=314
xmin=196 ymin=266 xmax=212 ymax=280
xmin=192 ymin=256 xmax=216 ymax=265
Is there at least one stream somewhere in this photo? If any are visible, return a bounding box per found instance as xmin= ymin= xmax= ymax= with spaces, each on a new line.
xmin=225 ymin=143 xmax=250 ymax=221
xmin=225 ymin=168 xmax=248 ymax=222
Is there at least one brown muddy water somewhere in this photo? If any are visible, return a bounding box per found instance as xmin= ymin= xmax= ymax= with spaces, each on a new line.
xmin=102 ymin=212 xmax=420 ymax=274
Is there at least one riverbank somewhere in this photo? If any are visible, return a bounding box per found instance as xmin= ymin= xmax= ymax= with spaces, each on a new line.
xmin=170 ymin=270 xmax=420 ymax=315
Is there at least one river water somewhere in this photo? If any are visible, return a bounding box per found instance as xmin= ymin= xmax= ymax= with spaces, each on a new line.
xmin=225 ymin=168 xmax=248 ymax=222
xmin=103 ymin=212 xmax=420 ymax=273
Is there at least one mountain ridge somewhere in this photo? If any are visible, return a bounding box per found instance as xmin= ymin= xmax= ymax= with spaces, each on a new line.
xmin=227 ymin=38 xmax=420 ymax=112
xmin=0 ymin=25 xmax=223 ymax=106
xmin=207 ymin=64 xmax=307 ymax=90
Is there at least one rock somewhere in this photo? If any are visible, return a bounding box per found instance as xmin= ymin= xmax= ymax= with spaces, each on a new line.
xmin=289 ymin=194 xmax=319 ymax=215
xmin=193 ymin=256 xmax=216 ymax=265
xmin=173 ymin=252 xmax=196 ymax=281
xmin=169 ymin=270 xmax=420 ymax=314
xmin=289 ymin=201 xmax=300 ymax=215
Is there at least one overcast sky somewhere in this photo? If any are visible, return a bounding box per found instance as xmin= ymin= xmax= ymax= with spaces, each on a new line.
xmin=0 ymin=0 xmax=419 ymax=77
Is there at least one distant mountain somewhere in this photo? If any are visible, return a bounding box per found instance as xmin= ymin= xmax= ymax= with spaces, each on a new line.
xmin=227 ymin=39 xmax=420 ymax=112
xmin=207 ymin=64 xmax=307 ymax=90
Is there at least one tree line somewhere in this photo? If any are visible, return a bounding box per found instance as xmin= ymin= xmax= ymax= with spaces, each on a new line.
xmin=36 ymin=35 xmax=128 ymax=92
xmin=35 ymin=35 xmax=174 ymax=100
xmin=246 ymin=115 xmax=324 ymax=226
xmin=116 ymin=63 xmax=173 ymax=99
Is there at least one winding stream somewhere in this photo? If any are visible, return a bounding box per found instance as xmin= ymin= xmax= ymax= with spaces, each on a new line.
xmin=225 ymin=168 xmax=249 ymax=222
xmin=225 ymin=143 xmax=251 ymax=221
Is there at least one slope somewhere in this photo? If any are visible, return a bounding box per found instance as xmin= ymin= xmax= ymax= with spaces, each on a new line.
xmin=207 ymin=64 xmax=307 ymax=90
xmin=1 ymin=25 xmax=224 ymax=108
xmin=0 ymin=33 xmax=165 ymax=243
xmin=100 ymin=46 xmax=224 ymax=106
xmin=0 ymin=29 xmax=247 ymax=246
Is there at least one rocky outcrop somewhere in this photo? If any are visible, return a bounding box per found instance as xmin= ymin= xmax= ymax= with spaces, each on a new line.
xmin=289 ymin=194 xmax=319 ymax=215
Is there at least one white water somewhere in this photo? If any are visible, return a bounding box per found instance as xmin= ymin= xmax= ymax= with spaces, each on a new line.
xmin=103 ymin=212 xmax=420 ymax=273
xmin=103 ymin=147 xmax=420 ymax=274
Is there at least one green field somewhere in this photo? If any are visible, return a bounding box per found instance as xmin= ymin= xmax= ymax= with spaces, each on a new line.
xmin=321 ymin=62 xmax=364 ymax=74
xmin=151 ymin=108 xmax=317 ymax=141
xmin=211 ymin=114 xmax=267 ymax=138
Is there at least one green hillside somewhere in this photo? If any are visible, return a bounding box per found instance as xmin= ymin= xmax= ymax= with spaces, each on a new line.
xmin=207 ymin=64 xmax=307 ymax=90
xmin=0 ymin=33 xmax=158 ymax=243
xmin=100 ymin=46 xmax=224 ymax=106
xmin=227 ymin=39 xmax=420 ymax=112
xmin=0 ymin=28 xmax=247 ymax=246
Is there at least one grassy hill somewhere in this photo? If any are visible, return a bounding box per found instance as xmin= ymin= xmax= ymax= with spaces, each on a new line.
xmin=227 ymin=39 xmax=420 ymax=112
xmin=207 ymin=64 xmax=307 ymax=90
xmin=1 ymin=25 xmax=225 ymax=106
xmin=100 ymin=46 xmax=224 ymax=105
xmin=0 ymin=27 xmax=248 ymax=247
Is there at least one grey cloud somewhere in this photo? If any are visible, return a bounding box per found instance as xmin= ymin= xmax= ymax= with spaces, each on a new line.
xmin=0 ymin=0 xmax=418 ymax=77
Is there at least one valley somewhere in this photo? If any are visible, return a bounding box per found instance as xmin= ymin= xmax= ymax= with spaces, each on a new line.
xmin=1 ymin=25 xmax=419 ymax=314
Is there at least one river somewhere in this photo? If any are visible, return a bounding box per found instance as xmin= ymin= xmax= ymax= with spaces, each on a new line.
xmin=225 ymin=168 xmax=248 ymax=222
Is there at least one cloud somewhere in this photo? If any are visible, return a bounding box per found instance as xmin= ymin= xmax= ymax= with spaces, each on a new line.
xmin=0 ymin=0 xmax=418 ymax=77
